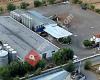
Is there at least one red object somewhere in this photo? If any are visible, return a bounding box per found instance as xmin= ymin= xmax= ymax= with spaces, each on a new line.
xmin=94 ymin=33 xmax=100 ymax=38
xmin=24 ymin=49 xmax=41 ymax=67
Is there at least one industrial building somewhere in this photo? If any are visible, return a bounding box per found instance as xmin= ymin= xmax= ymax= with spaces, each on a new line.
xmin=29 ymin=68 xmax=71 ymax=80
xmin=3 ymin=9 xmax=73 ymax=66
xmin=10 ymin=10 xmax=57 ymax=32
xmin=0 ymin=16 xmax=59 ymax=65
xmin=10 ymin=10 xmax=72 ymax=38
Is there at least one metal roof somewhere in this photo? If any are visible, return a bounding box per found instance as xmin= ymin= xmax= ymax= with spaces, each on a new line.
xmin=29 ymin=68 xmax=70 ymax=80
xmin=28 ymin=11 xmax=57 ymax=25
xmin=10 ymin=9 xmax=25 ymax=17
xmin=21 ymin=12 xmax=44 ymax=27
xmin=44 ymin=24 xmax=73 ymax=38
xmin=11 ymin=10 xmax=57 ymax=27
xmin=0 ymin=16 xmax=59 ymax=60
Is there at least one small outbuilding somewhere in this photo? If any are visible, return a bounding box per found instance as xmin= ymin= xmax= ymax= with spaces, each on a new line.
xmin=44 ymin=24 xmax=72 ymax=39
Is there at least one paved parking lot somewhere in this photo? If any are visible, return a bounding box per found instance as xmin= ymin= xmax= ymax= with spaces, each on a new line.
xmin=33 ymin=3 xmax=100 ymax=58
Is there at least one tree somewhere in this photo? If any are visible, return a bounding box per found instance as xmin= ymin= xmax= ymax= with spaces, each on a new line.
xmin=34 ymin=0 xmax=42 ymax=7
xmin=23 ymin=62 xmax=35 ymax=72
xmin=8 ymin=61 xmax=29 ymax=77
xmin=0 ymin=7 xmax=3 ymax=14
xmin=36 ymin=59 xmax=46 ymax=69
xmin=95 ymin=9 xmax=100 ymax=14
xmin=7 ymin=3 xmax=16 ymax=11
xmin=48 ymin=0 xmax=56 ymax=4
xmin=0 ymin=67 xmax=11 ymax=80
xmin=20 ymin=2 xmax=29 ymax=9
xmin=81 ymin=3 xmax=88 ymax=10
xmin=58 ymin=36 xmax=72 ymax=44
xmin=89 ymin=5 xmax=95 ymax=10
xmin=8 ymin=61 xmax=21 ymax=77
xmin=65 ymin=61 xmax=75 ymax=72
xmin=61 ymin=48 xmax=74 ymax=60
xmin=72 ymin=0 xmax=79 ymax=4
xmin=83 ymin=40 xmax=94 ymax=48
xmin=53 ymin=51 xmax=62 ymax=65
xmin=84 ymin=60 xmax=92 ymax=70
xmin=53 ymin=48 xmax=74 ymax=65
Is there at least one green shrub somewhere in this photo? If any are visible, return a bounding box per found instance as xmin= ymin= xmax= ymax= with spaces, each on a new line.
xmin=58 ymin=36 xmax=71 ymax=44
xmin=89 ymin=5 xmax=95 ymax=10
xmin=81 ymin=3 xmax=88 ymax=10
xmin=77 ymin=0 xmax=83 ymax=4
xmin=0 ymin=61 xmax=36 ymax=79
xmin=72 ymin=0 xmax=79 ymax=4
xmin=34 ymin=0 xmax=42 ymax=7
xmin=36 ymin=59 xmax=46 ymax=69
xmin=0 ymin=7 xmax=3 ymax=14
xmin=34 ymin=68 xmax=42 ymax=76
xmin=95 ymin=9 xmax=100 ymax=14
xmin=20 ymin=2 xmax=29 ymax=9
xmin=7 ymin=3 xmax=16 ymax=11
xmin=48 ymin=0 xmax=56 ymax=4
xmin=83 ymin=40 xmax=94 ymax=48
xmin=84 ymin=60 xmax=92 ymax=70
xmin=0 ymin=67 xmax=11 ymax=80
xmin=53 ymin=48 xmax=74 ymax=65
xmin=65 ymin=61 xmax=75 ymax=72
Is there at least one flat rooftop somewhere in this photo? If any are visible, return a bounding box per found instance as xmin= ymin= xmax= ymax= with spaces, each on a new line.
xmin=0 ymin=16 xmax=59 ymax=60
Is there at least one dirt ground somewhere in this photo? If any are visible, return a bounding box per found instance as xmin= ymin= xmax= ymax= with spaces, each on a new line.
xmin=0 ymin=0 xmax=34 ymax=12
xmin=82 ymin=0 xmax=100 ymax=9
xmin=93 ymin=3 xmax=100 ymax=9
xmin=82 ymin=0 xmax=100 ymax=3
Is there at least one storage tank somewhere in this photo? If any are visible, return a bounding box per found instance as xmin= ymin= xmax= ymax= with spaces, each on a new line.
xmin=9 ymin=48 xmax=14 ymax=52
xmin=10 ymin=9 xmax=25 ymax=23
xmin=5 ymin=46 xmax=11 ymax=51
xmin=8 ymin=48 xmax=14 ymax=62
xmin=3 ymin=43 xmax=8 ymax=50
xmin=21 ymin=13 xmax=33 ymax=29
xmin=0 ymin=50 xmax=8 ymax=66
xmin=11 ymin=51 xmax=17 ymax=61
xmin=0 ymin=45 xmax=2 ymax=50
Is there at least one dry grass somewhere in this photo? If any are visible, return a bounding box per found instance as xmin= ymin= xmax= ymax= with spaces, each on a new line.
xmin=82 ymin=0 xmax=100 ymax=9
xmin=91 ymin=64 xmax=100 ymax=79
xmin=0 ymin=0 xmax=34 ymax=12
xmin=82 ymin=0 xmax=100 ymax=3
xmin=93 ymin=3 xmax=100 ymax=9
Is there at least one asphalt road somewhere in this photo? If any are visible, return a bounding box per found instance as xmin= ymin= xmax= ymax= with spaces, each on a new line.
xmin=34 ymin=3 xmax=100 ymax=59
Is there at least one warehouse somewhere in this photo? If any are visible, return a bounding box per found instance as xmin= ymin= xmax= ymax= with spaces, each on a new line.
xmin=0 ymin=16 xmax=59 ymax=60
xmin=28 ymin=11 xmax=72 ymax=38
xmin=10 ymin=10 xmax=72 ymax=38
